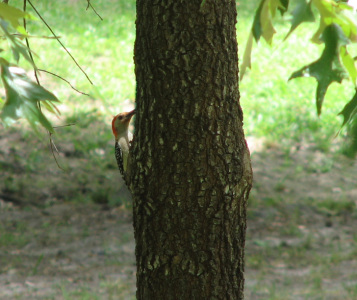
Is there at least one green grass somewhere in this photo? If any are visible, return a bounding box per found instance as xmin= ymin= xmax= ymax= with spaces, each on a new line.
xmin=316 ymin=198 xmax=356 ymax=216
xmin=58 ymin=277 xmax=135 ymax=300
xmin=0 ymin=221 xmax=30 ymax=248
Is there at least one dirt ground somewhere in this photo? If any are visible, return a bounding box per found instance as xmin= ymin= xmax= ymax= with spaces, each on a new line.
xmin=0 ymin=131 xmax=357 ymax=299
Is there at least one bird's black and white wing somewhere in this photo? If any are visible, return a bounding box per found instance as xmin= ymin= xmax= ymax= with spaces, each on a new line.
xmin=115 ymin=142 xmax=124 ymax=176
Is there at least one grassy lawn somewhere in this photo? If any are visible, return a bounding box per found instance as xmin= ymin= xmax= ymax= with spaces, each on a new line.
xmin=1 ymin=0 xmax=357 ymax=299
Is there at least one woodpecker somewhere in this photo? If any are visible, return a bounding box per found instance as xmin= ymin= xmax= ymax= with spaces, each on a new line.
xmin=111 ymin=109 xmax=135 ymax=177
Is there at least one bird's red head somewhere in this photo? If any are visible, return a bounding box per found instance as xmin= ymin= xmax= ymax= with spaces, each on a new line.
xmin=112 ymin=109 xmax=136 ymax=139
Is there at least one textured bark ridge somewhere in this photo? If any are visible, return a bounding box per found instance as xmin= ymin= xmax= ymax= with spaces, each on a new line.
xmin=131 ymin=1 xmax=252 ymax=299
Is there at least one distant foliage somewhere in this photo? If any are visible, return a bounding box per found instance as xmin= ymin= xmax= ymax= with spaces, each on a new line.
xmin=241 ymin=0 xmax=357 ymax=128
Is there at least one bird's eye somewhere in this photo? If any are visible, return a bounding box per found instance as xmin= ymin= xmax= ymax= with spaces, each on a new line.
xmin=118 ymin=116 xmax=123 ymax=120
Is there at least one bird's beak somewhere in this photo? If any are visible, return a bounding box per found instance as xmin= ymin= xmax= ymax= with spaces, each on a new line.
xmin=128 ymin=109 xmax=136 ymax=117
xmin=124 ymin=109 xmax=135 ymax=121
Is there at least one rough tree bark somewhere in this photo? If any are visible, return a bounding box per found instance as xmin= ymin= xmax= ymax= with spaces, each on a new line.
xmin=130 ymin=0 xmax=252 ymax=299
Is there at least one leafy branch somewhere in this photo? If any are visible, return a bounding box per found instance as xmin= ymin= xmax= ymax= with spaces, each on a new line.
xmin=0 ymin=2 xmax=59 ymax=132
xmin=241 ymin=0 xmax=357 ymax=127
xmin=0 ymin=59 xmax=59 ymax=133
xmin=0 ymin=1 xmax=97 ymax=133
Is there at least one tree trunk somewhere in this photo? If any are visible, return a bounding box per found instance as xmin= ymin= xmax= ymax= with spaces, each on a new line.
xmin=131 ymin=0 xmax=252 ymax=299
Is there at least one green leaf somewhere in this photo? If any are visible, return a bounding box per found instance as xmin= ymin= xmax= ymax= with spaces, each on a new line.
xmin=338 ymin=89 xmax=357 ymax=127
xmin=289 ymin=24 xmax=348 ymax=115
xmin=252 ymin=0 xmax=266 ymax=42
xmin=0 ymin=63 xmax=59 ymax=133
xmin=260 ymin=0 xmax=277 ymax=44
xmin=252 ymin=0 xmax=284 ymax=44
xmin=0 ymin=21 xmax=36 ymax=67
xmin=340 ymin=46 xmax=357 ymax=85
xmin=284 ymin=0 xmax=315 ymax=40
xmin=336 ymin=6 xmax=357 ymax=42
xmin=41 ymin=100 xmax=60 ymax=116
xmin=0 ymin=2 xmax=34 ymax=34
xmin=243 ymin=0 xmax=287 ymax=79
xmin=311 ymin=0 xmax=357 ymax=43
xmin=240 ymin=32 xmax=254 ymax=80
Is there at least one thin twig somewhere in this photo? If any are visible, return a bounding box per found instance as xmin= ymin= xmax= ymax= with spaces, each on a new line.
xmin=50 ymin=135 xmax=59 ymax=153
xmin=49 ymin=133 xmax=66 ymax=171
xmin=12 ymin=33 xmax=61 ymax=39
xmin=23 ymin=0 xmax=43 ymax=128
xmin=27 ymin=0 xmax=94 ymax=85
xmin=38 ymin=69 xmax=91 ymax=96
xmin=49 ymin=124 xmax=76 ymax=172
xmin=53 ymin=123 xmax=76 ymax=129
xmin=86 ymin=0 xmax=103 ymax=21
xmin=23 ymin=0 xmax=40 ymax=84
xmin=20 ymin=1 xmax=86 ymax=172
xmin=22 ymin=0 xmax=49 ymax=163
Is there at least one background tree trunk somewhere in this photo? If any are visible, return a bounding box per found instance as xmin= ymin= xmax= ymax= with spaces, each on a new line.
xmin=131 ymin=0 xmax=252 ymax=299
